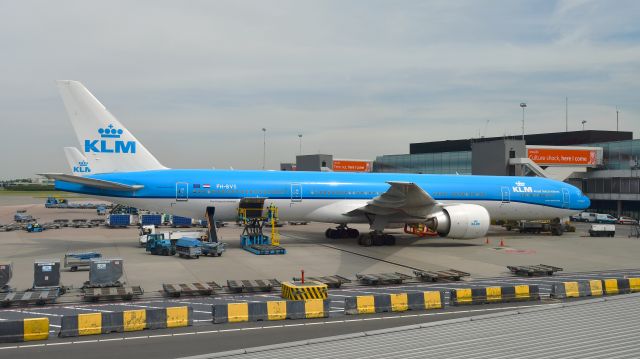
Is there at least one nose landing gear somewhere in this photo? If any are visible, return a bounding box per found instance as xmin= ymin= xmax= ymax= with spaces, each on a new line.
xmin=325 ymin=225 xmax=360 ymax=239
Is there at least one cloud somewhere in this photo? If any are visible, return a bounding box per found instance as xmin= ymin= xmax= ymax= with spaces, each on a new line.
xmin=0 ymin=0 xmax=639 ymax=178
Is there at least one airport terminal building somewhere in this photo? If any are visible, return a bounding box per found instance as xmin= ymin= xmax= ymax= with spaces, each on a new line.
xmin=373 ymin=131 xmax=640 ymax=219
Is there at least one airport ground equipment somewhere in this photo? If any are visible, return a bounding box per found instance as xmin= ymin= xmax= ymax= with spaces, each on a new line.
xmin=356 ymin=272 xmax=413 ymax=285
xmin=201 ymin=241 xmax=226 ymax=256
xmin=0 ymin=262 xmax=12 ymax=291
xmin=450 ymin=285 xmax=540 ymax=305
xmin=45 ymin=196 xmax=69 ymax=208
xmin=162 ymin=282 xmax=221 ymax=297
xmin=175 ymin=237 xmax=202 ymax=258
xmin=227 ymin=279 xmax=281 ymax=293
xmin=41 ymin=222 xmax=61 ymax=230
xmin=345 ymin=291 xmax=445 ymax=315
xmin=109 ymin=204 xmax=138 ymax=215
xmin=71 ymin=218 xmax=93 ymax=228
xmin=14 ymin=210 xmax=33 ymax=222
xmin=171 ymin=215 xmax=193 ymax=228
xmin=26 ymin=222 xmax=44 ymax=232
xmin=589 ymin=224 xmax=616 ymax=237
xmin=59 ymin=306 xmax=191 ymax=337
xmin=63 ymin=252 xmax=102 ymax=272
xmin=33 ymin=260 xmax=61 ymax=288
xmin=503 ymin=219 xmax=565 ymax=235
xmin=414 ymin=269 xmax=470 ymax=282
xmin=212 ymin=299 xmax=330 ymax=324
xmin=146 ymin=233 xmax=176 ymax=256
xmin=107 ymin=214 xmax=131 ymax=227
xmin=602 ymin=278 xmax=640 ymax=295
xmin=0 ymin=317 xmax=49 ymax=343
xmin=630 ymin=223 xmax=640 ymax=238
xmin=0 ymin=289 xmax=60 ymax=307
xmin=96 ymin=205 xmax=107 ymax=215
xmin=551 ymin=280 xmax=604 ymax=299
xmin=507 ymin=264 xmax=563 ymax=277
xmin=140 ymin=213 xmax=162 ymax=226
xmin=237 ymin=202 xmax=286 ymax=255
xmin=291 ymin=275 xmax=351 ymax=288
xmin=403 ymin=223 xmax=438 ymax=237
xmin=81 ymin=286 xmax=144 ymax=302
xmin=281 ymin=281 xmax=328 ymax=300
xmin=87 ymin=258 xmax=123 ymax=287
xmin=53 ymin=219 xmax=70 ymax=227
xmin=90 ymin=218 xmax=105 ymax=226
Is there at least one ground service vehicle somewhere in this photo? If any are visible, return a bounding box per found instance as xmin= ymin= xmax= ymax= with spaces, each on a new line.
xmin=145 ymin=234 xmax=176 ymax=256
xmin=589 ymin=224 xmax=616 ymax=237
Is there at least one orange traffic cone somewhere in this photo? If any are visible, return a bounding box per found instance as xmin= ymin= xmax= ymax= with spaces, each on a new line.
xmin=485 ymin=237 xmax=490 ymax=245
xmin=499 ymin=239 xmax=505 ymax=247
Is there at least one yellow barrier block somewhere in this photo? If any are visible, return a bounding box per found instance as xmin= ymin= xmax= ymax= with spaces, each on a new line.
xmin=123 ymin=309 xmax=146 ymax=332
xmin=456 ymin=289 xmax=472 ymax=304
xmin=486 ymin=287 xmax=502 ymax=302
xmin=281 ymin=281 xmax=328 ymax=300
xmin=423 ymin=291 xmax=442 ymax=309
xmin=604 ymin=279 xmax=619 ymax=295
xmin=23 ymin=318 xmax=49 ymax=342
xmin=166 ymin=307 xmax=189 ymax=328
xmin=390 ymin=293 xmax=408 ymax=312
xmin=304 ymin=299 xmax=325 ymax=319
xmin=514 ymin=285 xmax=530 ymax=299
xmin=78 ymin=313 xmax=102 ymax=336
xmin=564 ymin=282 xmax=580 ymax=298
xmin=267 ymin=301 xmax=287 ymax=321
xmin=228 ymin=303 xmax=249 ymax=323
xmin=356 ymin=295 xmax=375 ymax=314
xmin=589 ymin=280 xmax=603 ymax=296
xmin=629 ymin=278 xmax=640 ymax=293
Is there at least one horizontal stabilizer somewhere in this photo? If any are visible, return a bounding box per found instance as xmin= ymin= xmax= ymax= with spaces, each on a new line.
xmin=38 ymin=173 xmax=143 ymax=191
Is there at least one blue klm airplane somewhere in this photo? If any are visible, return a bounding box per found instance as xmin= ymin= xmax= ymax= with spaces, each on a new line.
xmin=41 ymin=81 xmax=590 ymax=245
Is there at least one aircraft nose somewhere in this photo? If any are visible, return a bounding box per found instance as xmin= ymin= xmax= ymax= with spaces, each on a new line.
xmin=582 ymin=195 xmax=591 ymax=209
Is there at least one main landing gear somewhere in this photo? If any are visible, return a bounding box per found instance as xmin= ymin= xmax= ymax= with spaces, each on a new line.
xmin=357 ymin=232 xmax=396 ymax=246
xmin=325 ymin=225 xmax=360 ymax=239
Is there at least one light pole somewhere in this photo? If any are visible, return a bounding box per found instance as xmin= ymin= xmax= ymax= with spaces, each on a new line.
xmin=616 ymin=106 xmax=620 ymax=132
xmin=520 ymin=102 xmax=527 ymax=140
xmin=262 ymin=128 xmax=266 ymax=170
xmin=298 ymin=134 xmax=303 ymax=155
xmin=581 ymin=120 xmax=587 ymax=131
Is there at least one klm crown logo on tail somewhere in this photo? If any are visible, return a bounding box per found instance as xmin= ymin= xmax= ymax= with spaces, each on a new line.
xmin=73 ymin=160 xmax=91 ymax=174
xmin=84 ymin=124 xmax=136 ymax=154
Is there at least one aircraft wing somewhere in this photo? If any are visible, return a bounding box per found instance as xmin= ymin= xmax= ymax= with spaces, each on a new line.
xmin=38 ymin=173 xmax=144 ymax=191
xmin=345 ymin=181 xmax=438 ymax=218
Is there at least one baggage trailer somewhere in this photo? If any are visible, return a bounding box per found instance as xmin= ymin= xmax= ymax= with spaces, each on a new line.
xmin=140 ymin=214 xmax=163 ymax=226
xmin=162 ymin=282 xmax=221 ymax=297
xmin=0 ymin=289 xmax=60 ymax=307
xmin=107 ymin=214 xmax=131 ymax=228
xmin=82 ymin=286 xmax=143 ymax=302
xmin=356 ymin=272 xmax=413 ymax=285
xmin=507 ymin=264 xmax=563 ymax=276
xmin=414 ymin=269 xmax=470 ymax=282
xmin=63 ymin=252 xmax=102 ymax=272
xmin=589 ymin=224 xmax=616 ymax=237
xmin=171 ymin=216 xmax=193 ymax=228
xmin=175 ymin=238 xmax=202 ymax=259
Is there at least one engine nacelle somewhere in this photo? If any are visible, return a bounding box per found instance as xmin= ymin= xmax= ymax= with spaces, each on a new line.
xmin=426 ymin=204 xmax=490 ymax=239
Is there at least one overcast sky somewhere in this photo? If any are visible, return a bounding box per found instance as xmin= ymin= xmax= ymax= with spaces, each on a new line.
xmin=1 ymin=0 xmax=639 ymax=179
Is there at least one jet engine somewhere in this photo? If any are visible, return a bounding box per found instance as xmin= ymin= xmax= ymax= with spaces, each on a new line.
xmin=425 ymin=204 xmax=490 ymax=239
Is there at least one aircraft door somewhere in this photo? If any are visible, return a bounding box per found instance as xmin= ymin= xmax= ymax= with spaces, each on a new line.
xmin=291 ymin=183 xmax=302 ymax=203
xmin=501 ymin=186 xmax=510 ymax=203
xmin=562 ymin=188 xmax=570 ymax=208
xmin=176 ymin=182 xmax=189 ymax=201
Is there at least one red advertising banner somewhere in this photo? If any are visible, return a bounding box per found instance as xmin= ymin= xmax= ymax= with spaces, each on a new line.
xmin=527 ymin=148 xmax=597 ymax=165
xmin=332 ymin=160 xmax=372 ymax=172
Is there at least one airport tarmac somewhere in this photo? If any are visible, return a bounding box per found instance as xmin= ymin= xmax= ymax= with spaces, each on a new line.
xmin=1 ymin=196 xmax=639 ymax=358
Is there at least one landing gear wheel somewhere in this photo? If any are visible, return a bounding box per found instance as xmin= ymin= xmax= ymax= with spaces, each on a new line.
xmin=325 ymin=228 xmax=333 ymax=238
xmin=383 ymin=234 xmax=396 ymax=246
xmin=347 ymin=228 xmax=360 ymax=238
xmin=361 ymin=235 xmax=373 ymax=246
xmin=372 ymin=236 xmax=384 ymax=246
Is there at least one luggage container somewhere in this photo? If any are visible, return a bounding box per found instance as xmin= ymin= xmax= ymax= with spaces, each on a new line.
xmin=33 ymin=260 xmax=61 ymax=288
xmin=175 ymin=238 xmax=202 ymax=259
xmin=108 ymin=214 xmax=131 ymax=227
xmin=171 ymin=216 xmax=193 ymax=228
xmin=589 ymin=224 xmax=616 ymax=237
xmin=89 ymin=258 xmax=124 ymax=287
xmin=140 ymin=214 xmax=163 ymax=226
xmin=0 ymin=262 xmax=12 ymax=291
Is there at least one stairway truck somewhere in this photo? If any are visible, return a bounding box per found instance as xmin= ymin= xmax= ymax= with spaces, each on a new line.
xmin=108 ymin=214 xmax=131 ymax=227
xmin=140 ymin=214 xmax=162 ymax=226
xmin=175 ymin=237 xmax=202 ymax=259
xmin=589 ymin=224 xmax=616 ymax=237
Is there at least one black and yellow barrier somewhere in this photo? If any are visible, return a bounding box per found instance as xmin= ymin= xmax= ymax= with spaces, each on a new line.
xmin=450 ymin=285 xmax=540 ymax=305
xmin=551 ymin=280 xmax=603 ymax=299
xmin=0 ymin=318 xmax=49 ymax=343
xmin=344 ymin=291 xmax=444 ymax=315
xmin=59 ymin=306 xmax=192 ymax=337
xmin=281 ymin=281 xmax=328 ymax=300
xmin=212 ymin=299 xmax=330 ymax=324
xmin=603 ymin=278 xmax=640 ymax=295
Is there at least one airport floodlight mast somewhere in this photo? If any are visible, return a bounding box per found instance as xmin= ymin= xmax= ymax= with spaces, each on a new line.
xmin=262 ymin=128 xmax=266 ymax=170
xmin=520 ymin=102 xmax=527 ymax=140
xmin=298 ymin=134 xmax=303 ymax=155
xmin=582 ymin=120 xmax=587 ymax=130
xmin=616 ymin=106 xmax=620 ymax=132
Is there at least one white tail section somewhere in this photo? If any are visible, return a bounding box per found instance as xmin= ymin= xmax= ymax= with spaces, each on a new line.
xmin=64 ymin=147 xmax=92 ymax=176
xmin=57 ymin=80 xmax=166 ymax=173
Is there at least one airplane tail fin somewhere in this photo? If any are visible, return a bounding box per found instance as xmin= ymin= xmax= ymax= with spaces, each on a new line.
xmin=57 ymin=80 xmax=167 ymax=173
xmin=64 ymin=147 xmax=92 ymax=176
